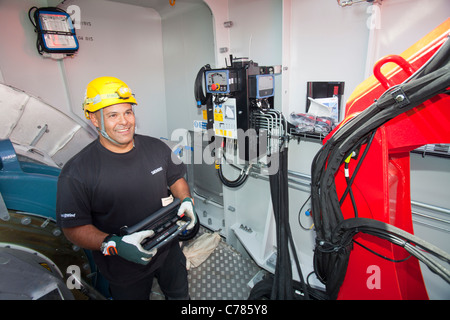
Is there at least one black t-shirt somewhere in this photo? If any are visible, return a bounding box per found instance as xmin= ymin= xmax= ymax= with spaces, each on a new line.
xmin=56 ymin=134 xmax=186 ymax=285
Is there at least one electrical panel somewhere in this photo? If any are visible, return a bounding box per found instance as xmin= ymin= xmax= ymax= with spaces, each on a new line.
xmin=202 ymin=59 xmax=280 ymax=161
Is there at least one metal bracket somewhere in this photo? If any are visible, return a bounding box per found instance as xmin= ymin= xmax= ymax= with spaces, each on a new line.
xmin=391 ymin=87 xmax=410 ymax=109
xmin=0 ymin=192 xmax=10 ymax=221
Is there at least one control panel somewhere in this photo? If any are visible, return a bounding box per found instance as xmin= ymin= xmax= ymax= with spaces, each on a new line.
xmin=205 ymin=70 xmax=237 ymax=94
xmin=248 ymin=74 xmax=274 ymax=98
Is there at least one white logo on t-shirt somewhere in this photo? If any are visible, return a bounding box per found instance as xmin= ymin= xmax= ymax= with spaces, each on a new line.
xmin=61 ymin=213 xmax=76 ymax=219
xmin=151 ymin=167 xmax=163 ymax=175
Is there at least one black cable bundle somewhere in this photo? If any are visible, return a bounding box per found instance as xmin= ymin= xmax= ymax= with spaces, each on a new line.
xmin=194 ymin=65 xmax=211 ymax=107
xmin=310 ymin=36 xmax=450 ymax=299
xmin=268 ymin=148 xmax=293 ymax=299
xmin=216 ymin=161 xmax=249 ymax=188
xmin=249 ymin=148 xmax=310 ymax=300
xmin=215 ymin=138 xmax=250 ymax=188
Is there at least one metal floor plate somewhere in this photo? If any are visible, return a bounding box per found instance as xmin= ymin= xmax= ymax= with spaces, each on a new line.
xmin=187 ymin=238 xmax=262 ymax=300
xmin=151 ymin=228 xmax=263 ymax=300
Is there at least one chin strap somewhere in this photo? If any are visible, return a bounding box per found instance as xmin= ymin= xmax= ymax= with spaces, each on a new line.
xmin=96 ymin=109 xmax=136 ymax=148
xmin=97 ymin=109 xmax=122 ymax=146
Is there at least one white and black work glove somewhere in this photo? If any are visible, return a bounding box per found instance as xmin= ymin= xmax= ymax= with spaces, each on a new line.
xmin=101 ymin=230 xmax=157 ymax=265
xmin=177 ymin=197 xmax=197 ymax=230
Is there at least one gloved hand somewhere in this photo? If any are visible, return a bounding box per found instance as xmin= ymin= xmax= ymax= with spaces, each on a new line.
xmin=177 ymin=197 xmax=197 ymax=230
xmin=102 ymin=230 xmax=157 ymax=265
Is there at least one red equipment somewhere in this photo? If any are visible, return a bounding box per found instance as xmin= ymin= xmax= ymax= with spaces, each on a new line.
xmin=331 ymin=19 xmax=450 ymax=299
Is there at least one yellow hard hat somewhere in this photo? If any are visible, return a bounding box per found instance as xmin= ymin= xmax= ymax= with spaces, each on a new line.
xmin=82 ymin=76 xmax=137 ymax=119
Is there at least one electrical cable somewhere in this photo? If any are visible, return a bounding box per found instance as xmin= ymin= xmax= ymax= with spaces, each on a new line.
xmin=353 ymin=239 xmax=412 ymax=263
xmin=339 ymin=130 xmax=376 ymax=207
xmin=215 ymin=140 xmax=250 ymax=188
xmin=213 ymin=94 xmax=228 ymax=105
xmin=194 ymin=64 xmax=211 ymax=107
xmin=344 ymin=164 xmax=358 ymax=217
xmin=297 ymin=194 xmax=314 ymax=230
xmin=310 ymin=36 xmax=450 ymax=299
xmin=216 ymin=160 xmax=250 ymax=188
xmin=248 ymin=148 xmax=312 ymax=300
xmin=333 ymin=218 xmax=450 ymax=283
xmin=269 ymin=148 xmax=294 ymax=299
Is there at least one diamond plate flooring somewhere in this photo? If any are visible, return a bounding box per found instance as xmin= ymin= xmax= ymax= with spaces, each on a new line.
xmin=150 ymin=228 xmax=263 ymax=300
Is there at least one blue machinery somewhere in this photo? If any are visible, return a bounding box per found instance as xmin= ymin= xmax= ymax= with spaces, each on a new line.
xmin=0 ymin=139 xmax=107 ymax=299
xmin=0 ymin=139 xmax=59 ymax=218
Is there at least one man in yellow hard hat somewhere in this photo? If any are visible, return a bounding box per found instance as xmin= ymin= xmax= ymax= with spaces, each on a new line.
xmin=56 ymin=76 xmax=196 ymax=300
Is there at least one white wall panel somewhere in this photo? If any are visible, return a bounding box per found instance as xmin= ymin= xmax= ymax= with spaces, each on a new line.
xmin=60 ymin=0 xmax=168 ymax=138
xmin=287 ymin=0 xmax=369 ymax=116
xmin=160 ymin=1 xmax=215 ymax=136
